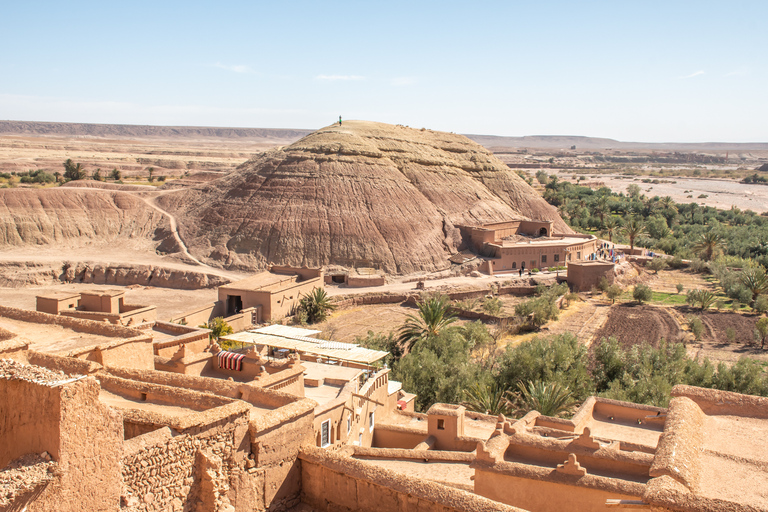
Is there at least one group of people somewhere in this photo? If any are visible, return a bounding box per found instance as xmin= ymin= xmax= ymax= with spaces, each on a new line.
xmin=593 ymin=242 xmax=621 ymax=263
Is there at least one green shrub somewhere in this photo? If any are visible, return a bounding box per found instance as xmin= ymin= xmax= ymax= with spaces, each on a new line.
xmin=606 ymin=285 xmax=623 ymax=304
xmin=687 ymin=316 xmax=704 ymax=340
xmin=754 ymin=295 xmax=768 ymax=314
xmin=669 ymin=256 xmax=684 ymax=269
xmin=633 ymin=284 xmax=653 ymax=304
xmin=676 ymin=283 xmax=684 ymax=294
xmin=482 ymin=297 xmax=502 ymax=316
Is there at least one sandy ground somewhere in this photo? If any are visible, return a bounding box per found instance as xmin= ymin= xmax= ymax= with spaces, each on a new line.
xmin=0 ymin=282 xmax=218 ymax=321
xmin=554 ymin=171 xmax=768 ymax=213
xmin=0 ymin=133 xmax=279 ymax=177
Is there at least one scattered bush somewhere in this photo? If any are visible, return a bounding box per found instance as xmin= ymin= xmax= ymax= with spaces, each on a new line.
xmin=482 ymin=297 xmax=502 ymax=316
xmin=686 ymin=289 xmax=716 ymax=310
xmin=633 ymin=284 xmax=653 ymax=304
xmin=646 ymin=258 xmax=668 ymax=274
xmin=200 ymin=317 xmax=233 ymax=342
xmin=669 ymin=256 xmax=684 ymax=269
xmin=676 ymin=283 xmax=684 ymax=294
xmin=689 ymin=258 xmax=708 ymax=273
xmin=687 ymin=316 xmax=704 ymax=340
xmin=606 ymin=284 xmax=623 ymax=304
xmin=754 ymin=295 xmax=768 ymax=314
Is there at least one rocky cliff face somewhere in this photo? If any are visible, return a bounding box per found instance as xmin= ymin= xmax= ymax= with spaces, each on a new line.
xmin=159 ymin=121 xmax=571 ymax=274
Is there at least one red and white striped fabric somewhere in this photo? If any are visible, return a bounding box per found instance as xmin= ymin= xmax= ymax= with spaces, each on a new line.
xmin=217 ymin=351 xmax=245 ymax=371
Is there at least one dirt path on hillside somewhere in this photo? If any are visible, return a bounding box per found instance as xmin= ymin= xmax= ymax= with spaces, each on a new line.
xmin=31 ymin=185 xmax=243 ymax=282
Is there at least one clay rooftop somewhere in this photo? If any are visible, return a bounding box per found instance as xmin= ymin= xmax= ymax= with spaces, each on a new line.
xmin=495 ymin=235 xmax=595 ymax=248
xmin=0 ymin=310 xmax=141 ymax=354
xmin=35 ymin=291 xmax=80 ymax=300
xmin=219 ymin=272 xmax=303 ymax=292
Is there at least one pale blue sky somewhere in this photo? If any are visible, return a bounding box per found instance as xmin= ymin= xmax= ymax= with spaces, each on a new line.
xmin=1 ymin=1 xmax=765 ymax=141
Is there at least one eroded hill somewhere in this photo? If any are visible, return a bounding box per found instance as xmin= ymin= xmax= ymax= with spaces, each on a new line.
xmin=158 ymin=121 xmax=570 ymax=274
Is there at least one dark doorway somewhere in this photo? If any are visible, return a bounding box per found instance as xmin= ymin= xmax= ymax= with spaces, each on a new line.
xmin=539 ymin=227 xmax=548 ymax=236
xmin=226 ymin=295 xmax=243 ymax=316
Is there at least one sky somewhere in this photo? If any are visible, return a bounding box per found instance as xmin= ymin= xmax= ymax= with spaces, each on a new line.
xmin=1 ymin=1 xmax=766 ymax=142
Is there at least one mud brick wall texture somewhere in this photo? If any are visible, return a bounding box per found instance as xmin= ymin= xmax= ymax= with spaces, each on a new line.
xmin=121 ymin=427 xmax=241 ymax=512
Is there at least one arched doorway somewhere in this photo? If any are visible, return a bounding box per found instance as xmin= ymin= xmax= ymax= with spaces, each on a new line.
xmin=539 ymin=227 xmax=548 ymax=236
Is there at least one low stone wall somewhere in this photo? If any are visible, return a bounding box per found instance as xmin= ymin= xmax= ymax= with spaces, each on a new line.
xmin=27 ymin=350 xmax=103 ymax=375
xmin=168 ymin=301 xmax=226 ymax=328
xmin=472 ymin=459 xmax=645 ymax=512
xmin=649 ymin=396 xmax=704 ymax=491
xmin=333 ymin=285 xmax=537 ymax=311
xmin=120 ymin=411 xmax=248 ymax=512
xmin=346 ymin=275 xmax=386 ymax=287
xmin=0 ymin=304 xmax=144 ymax=338
xmin=0 ymin=337 xmax=28 ymax=363
xmin=60 ymin=305 xmax=157 ymax=327
xmin=371 ymin=423 xmax=428 ymax=449
xmin=299 ymin=446 xmax=527 ymax=512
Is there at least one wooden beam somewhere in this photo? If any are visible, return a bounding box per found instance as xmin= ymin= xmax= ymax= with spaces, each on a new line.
xmin=352 ymin=393 xmax=384 ymax=406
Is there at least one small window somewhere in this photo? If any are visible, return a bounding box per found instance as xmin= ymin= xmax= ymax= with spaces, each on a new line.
xmin=437 ymin=419 xmax=445 ymax=430
xmin=554 ymin=254 xmax=559 ymax=262
xmin=577 ymin=252 xmax=581 ymax=259
xmin=369 ymin=411 xmax=375 ymax=432
xmin=321 ymin=419 xmax=331 ymax=448
xmin=347 ymin=415 xmax=352 ymax=434
xmin=512 ymin=262 xmax=516 ymax=269
xmin=541 ymin=255 xmax=547 ymax=263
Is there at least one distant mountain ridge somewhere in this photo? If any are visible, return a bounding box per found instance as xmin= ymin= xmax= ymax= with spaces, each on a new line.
xmin=1 ymin=120 xmax=766 ymax=151
xmin=0 ymin=120 xmax=312 ymax=142
xmin=467 ymin=134 xmax=768 ymax=152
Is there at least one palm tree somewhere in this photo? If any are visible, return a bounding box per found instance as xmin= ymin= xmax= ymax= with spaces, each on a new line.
xmin=461 ymin=381 xmax=513 ymax=416
xmin=660 ymin=196 xmax=677 ymax=212
xmin=298 ymin=287 xmax=336 ymax=323
xmin=693 ymin=232 xmax=723 ymax=261
xmin=685 ymin=203 xmax=700 ymax=223
xmin=622 ymin=217 xmax=645 ymax=253
xmin=740 ymin=267 xmax=768 ymax=305
xmin=62 ymin=159 xmax=86 ymax=181
xmin=600 ymin=217 xmax=620 ymax=243
xmin=594 ymin=195 xmax=610 ymax=226
xmin=513 ymin=380 xmax=579 ymax=418
xmin=397 ymin=295 xmax=457 ymax=351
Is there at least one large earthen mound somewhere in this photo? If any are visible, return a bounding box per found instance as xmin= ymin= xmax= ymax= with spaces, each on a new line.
xmin=159 ymin=121 xmax=571 ymax=274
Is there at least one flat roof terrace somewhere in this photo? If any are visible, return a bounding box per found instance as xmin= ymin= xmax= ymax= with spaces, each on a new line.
xmin=697 ymin=413 xmax=768 ymax=507
xmin=302 ymin=361 xmax=361 ymax=406
xmin=0 ymin=314 xmax=121 ymax=354
xmin=219 ymin=272 xmax=299 ymax=292
xmin=496 ymin=235 xmax=596 ymax=248
xmin=351 ymin=457 xmax=474 ymax=491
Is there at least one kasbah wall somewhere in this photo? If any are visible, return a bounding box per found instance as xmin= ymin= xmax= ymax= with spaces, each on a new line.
xmin=0 ymin=351 xmax=316 ymax=512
